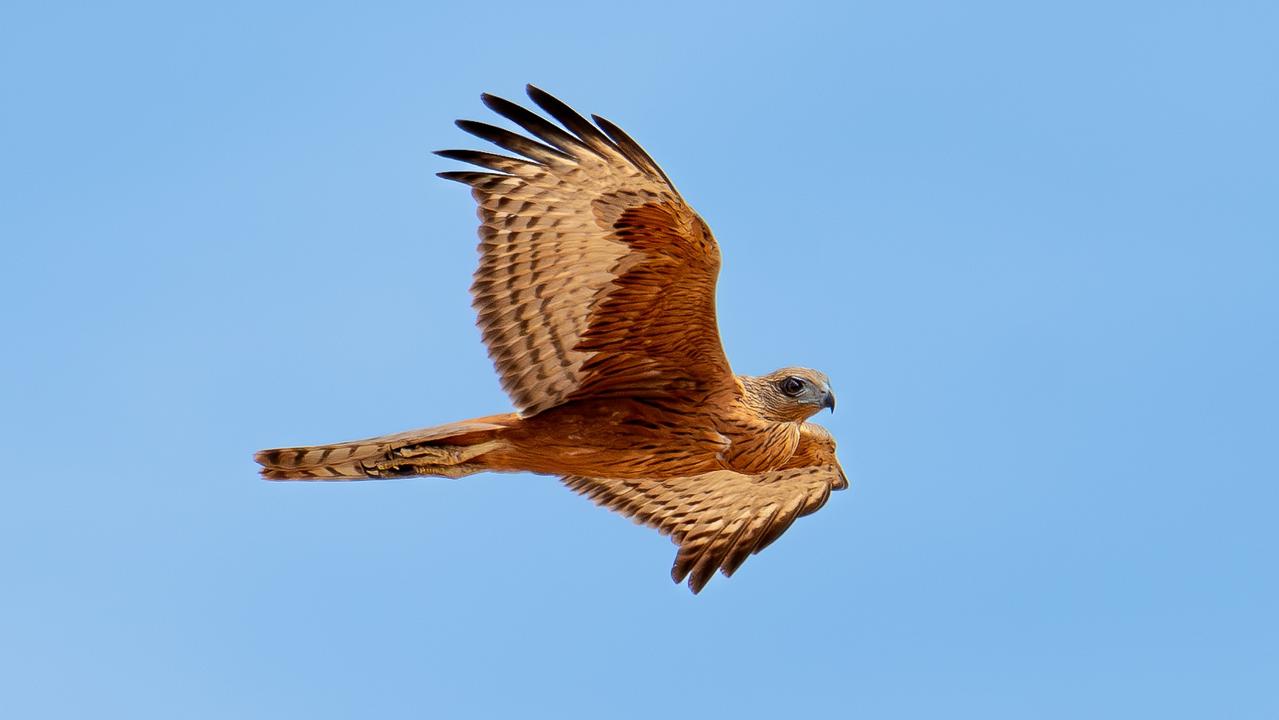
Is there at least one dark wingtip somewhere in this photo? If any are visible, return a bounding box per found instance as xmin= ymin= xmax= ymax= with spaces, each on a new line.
xmin=671 ymin=560 xmax=690 ymax=587
xmin=523 ymin=85 xmax=618 ymax=154
xmin=672 ymin=556 xmax=711 ymax=594
xmin=590 ymin=112 xmax=676 ymax=190
xmin=525 ymin=84 xmax=560 ymax=113
xmin=675 ymin=571 xmax=705 ymax=595
xmin=479 ymin=92 xmax=506 ymax=114
xmin=436 ymin=170 xmax=488 ymax=185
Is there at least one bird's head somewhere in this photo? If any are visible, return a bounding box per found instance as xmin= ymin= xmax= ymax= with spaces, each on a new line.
xmin=740 ymin=367 xmax=836 ymax=423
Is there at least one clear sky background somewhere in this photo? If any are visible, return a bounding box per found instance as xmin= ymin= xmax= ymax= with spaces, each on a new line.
xmin=2 ymin=1 xmax=1276 ymax=718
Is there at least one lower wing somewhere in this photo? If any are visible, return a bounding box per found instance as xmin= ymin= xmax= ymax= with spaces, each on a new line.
xmin=562 ymin=462 xmax=847 ymax=593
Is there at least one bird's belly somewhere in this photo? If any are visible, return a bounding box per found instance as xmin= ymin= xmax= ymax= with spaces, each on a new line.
xmin=489 ymin=399 xmax=730 ymax=479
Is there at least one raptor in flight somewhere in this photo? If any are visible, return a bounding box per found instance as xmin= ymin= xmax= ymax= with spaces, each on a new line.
xmin=256 ymin=86 xmax=847 ymax=593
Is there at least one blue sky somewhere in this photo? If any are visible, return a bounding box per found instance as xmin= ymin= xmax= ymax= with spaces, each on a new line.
xmin=2 ymin=1 xmax=1276 ymax=717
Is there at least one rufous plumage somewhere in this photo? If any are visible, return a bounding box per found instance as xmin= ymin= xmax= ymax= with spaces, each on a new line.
xmin=256 ymin=86 xmax=847 ymax=593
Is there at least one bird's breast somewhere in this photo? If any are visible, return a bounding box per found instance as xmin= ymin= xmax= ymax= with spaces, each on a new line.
xmin=717 ymin=419 xmax=802 ymax=475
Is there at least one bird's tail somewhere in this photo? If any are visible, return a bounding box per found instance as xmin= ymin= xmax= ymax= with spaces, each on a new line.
xmin=254 ymin=414 xmax=517 ymax=480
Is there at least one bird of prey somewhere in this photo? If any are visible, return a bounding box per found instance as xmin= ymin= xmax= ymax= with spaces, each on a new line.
xmin=256 ymin=85 xmax=847 ymax=593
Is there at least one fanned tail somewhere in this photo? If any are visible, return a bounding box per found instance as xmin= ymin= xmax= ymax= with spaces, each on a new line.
xmin=254 ymin=415 xmax=516 ymax=481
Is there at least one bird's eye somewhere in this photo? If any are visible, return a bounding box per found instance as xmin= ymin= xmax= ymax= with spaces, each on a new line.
xmin=779 ymin=376 xmax=805 ymax=397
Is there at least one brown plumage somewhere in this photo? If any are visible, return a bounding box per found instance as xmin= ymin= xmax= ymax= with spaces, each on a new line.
xmin=256 ymin=85 xmax=848 ymax=593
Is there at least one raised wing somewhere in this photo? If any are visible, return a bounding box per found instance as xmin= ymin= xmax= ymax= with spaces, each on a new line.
xmin=562 ymin=426 xmax=848 ymax=593
xmin=438 ymin=85 xmax=733 ymax=416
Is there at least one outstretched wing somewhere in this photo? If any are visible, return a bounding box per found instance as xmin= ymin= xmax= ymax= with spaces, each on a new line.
xmin=562 ymin=426 xmax=848 ymax=593
xmin=438 ymin=85 xmax=734 ymax=416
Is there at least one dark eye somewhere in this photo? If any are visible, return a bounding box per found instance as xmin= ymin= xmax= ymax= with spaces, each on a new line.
xmin=779 ymin=376 xmax=805 ymax=397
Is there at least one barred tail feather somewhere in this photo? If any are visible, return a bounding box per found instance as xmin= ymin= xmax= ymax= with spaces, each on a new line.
xmin=254 ymin=415 xmax=516 ymax=481
xmin=254 ymin=439 xmax=399 ymax=480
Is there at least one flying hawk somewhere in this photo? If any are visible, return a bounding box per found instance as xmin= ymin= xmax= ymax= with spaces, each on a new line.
xmin=256 ymin=86 xmax=848 ymax=593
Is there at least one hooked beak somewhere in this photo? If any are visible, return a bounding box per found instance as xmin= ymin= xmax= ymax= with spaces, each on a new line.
xmin=822 ymin=389 xmax=836 ymax=413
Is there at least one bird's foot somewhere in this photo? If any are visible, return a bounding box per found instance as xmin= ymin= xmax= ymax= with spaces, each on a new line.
xmin=366 ymin=440 xmax=503 ymax=477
